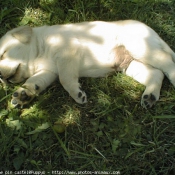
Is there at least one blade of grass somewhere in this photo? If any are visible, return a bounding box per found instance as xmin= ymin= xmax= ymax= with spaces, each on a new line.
xmin=50 ymin=124 xmax=71 ymax=158
xmin=153 ymin=115 xmax=175 ymax=119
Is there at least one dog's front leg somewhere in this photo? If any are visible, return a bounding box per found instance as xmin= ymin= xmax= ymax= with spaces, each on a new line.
xmin=59 ymin=74 xmax=87 ymax=104
xmin=11 ymin=70 xmax=57 ymax=107
xmin=56 ymin=53 xmax=88 ymax=104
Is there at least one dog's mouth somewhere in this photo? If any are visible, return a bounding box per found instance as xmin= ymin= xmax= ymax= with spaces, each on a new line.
xmin=0 ymin=72 xmax=6 ymax=85
xmin=0 ymin=63 xmax=21 ymax=84
xmin=0 ymin=71 xmax=3 ymax=79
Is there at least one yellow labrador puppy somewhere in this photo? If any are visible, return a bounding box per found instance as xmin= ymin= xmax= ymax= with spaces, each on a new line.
xmin=0 ymin=20 xmax=174 ymax=108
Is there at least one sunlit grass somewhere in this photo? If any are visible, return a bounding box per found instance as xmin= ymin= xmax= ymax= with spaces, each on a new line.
xmin=0 ymin=0 xmax=175 ymax=174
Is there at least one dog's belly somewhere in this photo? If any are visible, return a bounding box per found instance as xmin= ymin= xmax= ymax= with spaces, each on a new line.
xmin=79 ymin=45 xmax=133 ymax=77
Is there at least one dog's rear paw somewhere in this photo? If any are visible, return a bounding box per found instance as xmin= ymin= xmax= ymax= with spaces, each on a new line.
xmin=11 ymin=87 xmax=36 ymax=107
xmin=141 ymin=93 xmax=157 ymax=108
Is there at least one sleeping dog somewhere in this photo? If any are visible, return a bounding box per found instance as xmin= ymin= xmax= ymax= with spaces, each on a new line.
xmin=0 ymin=20 xmax=174 ymax=108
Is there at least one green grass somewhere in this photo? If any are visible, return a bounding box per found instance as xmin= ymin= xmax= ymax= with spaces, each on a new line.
xmin=1 ymin=0 xmax=175 ymax=174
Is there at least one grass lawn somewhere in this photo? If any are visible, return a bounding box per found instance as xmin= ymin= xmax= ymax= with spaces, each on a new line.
xmin=1 ymin=0 xmax=175 ymax=174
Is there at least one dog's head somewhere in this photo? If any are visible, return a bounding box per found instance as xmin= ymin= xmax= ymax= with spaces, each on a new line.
xmin=0 ymin=26 xmax=32 ymax=83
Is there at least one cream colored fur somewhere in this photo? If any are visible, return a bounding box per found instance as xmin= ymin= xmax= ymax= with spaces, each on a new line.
xmin=0 ymin=20 xmax=174 ymax=108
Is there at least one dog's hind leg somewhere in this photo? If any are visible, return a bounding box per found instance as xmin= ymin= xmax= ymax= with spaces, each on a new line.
xmin=142 ymin=50 xmax=175 ymax=88
xmin=125 ymin=60 xmax=164 ymax=108
xmin=154 ymin=51 xmax=175 ymax=87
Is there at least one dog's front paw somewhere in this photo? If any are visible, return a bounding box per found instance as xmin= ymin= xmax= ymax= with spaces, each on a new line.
xmin=11 ymin=87 xmax=36 ymax=107
xmin=141 ymin=93 xmax=157 ymax=108
xmin=77 ymin=91 xmax=87 ymax=104
xmin=72 ymin=89 xmax=87 ymax=104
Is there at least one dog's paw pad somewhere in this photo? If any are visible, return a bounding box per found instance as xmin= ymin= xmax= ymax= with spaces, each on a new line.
xmin=75 ymin=90 xmax=87 ymax=104
xmin=141 ymin=93 xmax=157 ymax=108
xmin=11 ymin=88 xmax=35 ymax=107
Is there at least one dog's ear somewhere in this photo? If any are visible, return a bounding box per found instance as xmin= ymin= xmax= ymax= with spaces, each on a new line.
xmin=10 ymin=26 xmax=32 ymax=44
